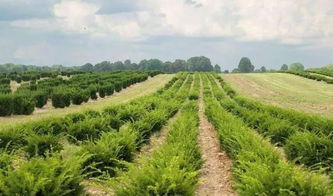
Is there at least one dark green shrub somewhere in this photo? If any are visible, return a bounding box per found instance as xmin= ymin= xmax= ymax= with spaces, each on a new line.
xmin=12 ymin=94 xmax=35 ymax=115
xmin=285 ymin=132 xmax=333 ymax=170
xmin=0 ymin=128 xmax=30 ymax=151
xmin=105 ymin=115 xmax=122 ymax=130
xmin=24 ymin=134 xmax=63 ymax=157
xmin=98 ymin=87 xmax=106 ymax=98
xmin=188 ymin=93 xmax=199 ymax=100
xmin=15 ymin=77 xmax=22 ymax=83
xmin=88 ymin=86 xmax=98 ymax=100
xmin=0 ymin=94 xmax=13 ymax=116
xmin=33 ymin=91 xmax=48 ymax=108
xmin=105 ymin=84 xmax=114 ymax=96
xmin=51 ymin=89 xmax=71 ymax=108
xmin=80 ymin=129 xmax=136 ymax=177
xmin=67 ymin=117 xmax=111 ymax=142
xmin=71 ymin=90 xmax=89 ymax=105
xmin=114 ymin=82 xmax=122 ymax=92
xmin=66 ymin=113 xmax=86 ymax=123
xmin=29 ymin=118 xmax=70 ymax=136
xmin=117 ymin=105 xmax=146 ymax=122
xmin=0 ymin=85 xmax=11 ymax=94
xmin=0 ymin=78 xmax=10 ymax=85
xmin=83 ymin=110 xmax=101 ymax=118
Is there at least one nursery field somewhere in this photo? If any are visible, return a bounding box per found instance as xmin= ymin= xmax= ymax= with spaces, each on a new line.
xmin=0 ymin=72 xmax=332 ymax=195
xmin=0 ymin=72 xmax=172 ymax=127
xmin=223 ymin=73 xmax=333 ymax=119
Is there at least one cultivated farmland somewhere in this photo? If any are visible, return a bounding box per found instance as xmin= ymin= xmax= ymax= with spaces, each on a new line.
xmin=0 ymin=71 xmax=332 ymax=195
xmin=223 ymin=73 xmax=333 ymax=118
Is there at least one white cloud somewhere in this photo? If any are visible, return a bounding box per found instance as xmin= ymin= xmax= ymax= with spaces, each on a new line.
xmin=10 ymin=0 xmax=333 ymax=47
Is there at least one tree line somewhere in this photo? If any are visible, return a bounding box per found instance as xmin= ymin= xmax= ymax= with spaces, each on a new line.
xmin=0 ymin=56 xmax=221 ymax=73
xmin=231 ymin=57 xmax=306 ymax=73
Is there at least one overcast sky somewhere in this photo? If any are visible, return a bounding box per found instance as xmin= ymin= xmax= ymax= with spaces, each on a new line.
xmin=0 ymin=0 xmax=332 ymax=70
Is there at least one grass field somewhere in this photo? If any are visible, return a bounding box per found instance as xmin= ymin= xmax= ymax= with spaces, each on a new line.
xmin=0 ymin=74 xmax=173 ymax=127
xmin=223 ymin=73 xmax=333 ymax=119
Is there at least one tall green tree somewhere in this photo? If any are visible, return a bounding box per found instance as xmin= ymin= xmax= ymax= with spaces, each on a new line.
xmin=80 ymin=63 xmax=94 ymax=72
xmin=238 ymin=57 xmax=255 ymax=73
xmin=289 ymin=63 xmax=305 ymax=71
xmin=214 ymin=64 xmax=221 ymax=73
xmin=172 ymin=59 xmax=187 ymax=72
xmin=187 ymin=56 xmax=213 ymax=71
xmin=139 ymin=59 xmax=163 ymax=70
xmin=260 ymin=66 xmax=267 ymax=72
xmin=280 ymin=64 xmax=288 ymax=71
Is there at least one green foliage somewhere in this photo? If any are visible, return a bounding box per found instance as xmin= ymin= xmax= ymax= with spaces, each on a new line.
xmin=0 ymin=155 xmax=86 ymax=196
xmin=12 ymin=94 xmax=35 ymax=115
xmin=88 ymin=85 xmax=98 ymax=100
xmin=33 ymin=90 xmax=48 ymax=108
xmin=285 ymin=70 xmax=333 ymax=84
xmin=280 ymin=64 xmax=288 ymax=70
xmin=238 ymin=57 xmax=255 ymax=73
xmin=285 ymin=132 xmax=333 ymax=170
xmin=187 ymin=56 xmax=213 ymax=71
xmin=24 ymin=134 xmax=63 ymax=158
xmin=112 ymin=101 xmax=201 ymax=195
xmin=80 ymin=129 xmax=137 ymax=177
xmin=51 ymin=88 xmax=71 ymax=108
xmin=67 ymin=117 xmax=112 ymax=142
xmin=71 ymin=89 xmax=89 ymax=105
xmin=204 ymin=91 xmax=332 ymax=195
xmin=0 ymin=94 xmax=13 ymax=116
xmin=289 ymin=62 xmax=305 ymax=71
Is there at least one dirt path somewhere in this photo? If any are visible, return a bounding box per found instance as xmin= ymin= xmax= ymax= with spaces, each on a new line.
xmin=195 ymin=77 xmax=236 ymax=196
xmin=135 ymin=112 xmax=180 ymax=161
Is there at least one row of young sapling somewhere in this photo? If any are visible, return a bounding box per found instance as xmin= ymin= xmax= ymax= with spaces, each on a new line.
xmin=203 ymin=72 xmax=332 ymax=195
xmin=283 ymin=70 xmax=333 ymax=84
xmin=0 ymin=72 xmax=192 ymax=195
xmin=0 ymin=71 xmax=160 ymax=116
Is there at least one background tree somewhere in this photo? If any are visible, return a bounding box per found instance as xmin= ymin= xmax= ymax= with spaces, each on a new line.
xmin=172 ymin=59 xmax=187 ymax=72
xmin=124 ymin=59 xmax=132 ymax=70
xmin=80 ymin=63 xmax=94 ymax=72
xmin=187 ymin=56 xmax=213 ymax=71
xmin=280 ymin=64 xmax=288 ymax=71
xmin=289 ymin=63 xmax=305 ymax=71
xmin=260 ymin=66 xmax=267 ymax=72
xmin=232 ymin=68 xmax=240 ymax=73
xmin=238 ymin=57 xmax=255 ymax=73
xmin=214 ymin=64 xmax=221 ymax=73
xmin=139 ymin=59 xmax=163 ymax=70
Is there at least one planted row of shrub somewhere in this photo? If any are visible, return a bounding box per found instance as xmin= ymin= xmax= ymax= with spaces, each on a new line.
xmin=203 ymin=74 xmax=333 ymax=195
xmin=284 ymin=70 xmax=333 ymax=84
xmin=0 ymin=73 xmax=187 ymax=195
xmin=112 ymin=100 xmax=201 ymax=195
xmin=210 ymin=73 xmax=333 ymax=139
xmin=307 ymin=70 xmax=333 ymax=78
xmin=0 ymin=71 xmax=156 ymax=115
xmin=0 ymin=93 xmax=35 ymax=116
xmin=0 ymin=84 xmax=11 ymax=94
xmin=208 ymin=75 xmax=333 ymax=173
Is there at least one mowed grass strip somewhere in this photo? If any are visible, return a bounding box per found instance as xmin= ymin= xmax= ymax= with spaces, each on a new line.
xmin=223 ymin=73 xmax=333 ymax=119
xmin=0 ymin=74 xmax=174 ymax=128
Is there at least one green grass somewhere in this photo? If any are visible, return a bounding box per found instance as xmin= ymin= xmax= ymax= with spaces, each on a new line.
xmin=223 ymin=73 xmax=333 ymax=119
xmin=0 ymin=74 xmax=174 ymax=128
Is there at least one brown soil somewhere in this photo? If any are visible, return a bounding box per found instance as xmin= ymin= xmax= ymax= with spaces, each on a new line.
xmin=196 ymin=78 xmax=236 ymax=196
xmin=138 ymin=112 xmax=180 ymax=158
xmin=83 ymin=180 xmax=114 ymax=196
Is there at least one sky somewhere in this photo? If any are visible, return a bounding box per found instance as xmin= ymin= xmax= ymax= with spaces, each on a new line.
xmin=0 ymin=0 xmax=332 ymax=70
